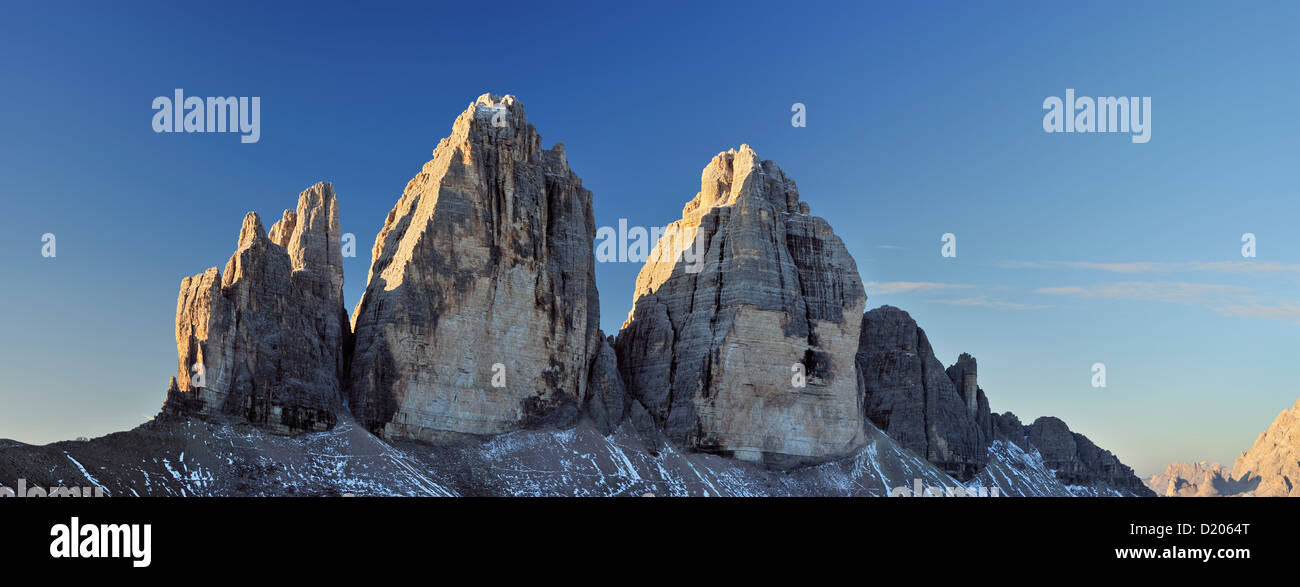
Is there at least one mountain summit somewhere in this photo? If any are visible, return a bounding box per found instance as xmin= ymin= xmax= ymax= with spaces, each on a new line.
xmin=615 ymin=145 xmax=869 ymax=467
xmin=347 ymin=94 xmax=615 ymax=440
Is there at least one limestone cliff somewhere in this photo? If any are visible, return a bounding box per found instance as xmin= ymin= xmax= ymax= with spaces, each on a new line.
xmin=165 ymin=182 xmax=348 ymax=433
xmin=347 ymin=94 xmax=607 ymax=440
xmin=614 ymin=145 xmax=867 ymax=467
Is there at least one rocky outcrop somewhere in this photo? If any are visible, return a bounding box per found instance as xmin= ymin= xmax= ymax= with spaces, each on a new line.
xmin=1019 ymin=416 xmax=1153 ymax=494
xmin=990 ymin=411 xmax=1026 ymax=445
xmin=347 ymin=94 xmax=607 ymax=441
xmin=614 ymin=145 xmax=867 ymax=467
xmin=1229 ymin=399 xmax=1300 ymax=496
xmin=856 ymin=305 xmax=987 ymax=479
xmin=165 ymin=182 xmax=348 ymax=433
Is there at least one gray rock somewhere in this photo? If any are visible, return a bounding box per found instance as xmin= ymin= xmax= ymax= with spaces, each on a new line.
xmin=1024 ymin=416 xmax=1153 ymax=494
xmin=615 ymin=145 xmax=867 ymax=467
xmin=990 ymin=411 xmax=1026 ymax=447
xmin=165 ymin=182 xmax=348 ymax=433
xmin=347 ymin=94 xmax=604 ymax=441
xmin=582 ymin=334 xmax=627 ymax=435
xmin=945 ymin=352 xmax=992 ymax=442
xmin=856 ymin=305 xmax=987 ymax=479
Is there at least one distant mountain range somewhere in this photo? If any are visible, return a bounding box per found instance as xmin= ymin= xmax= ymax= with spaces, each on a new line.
xmin=1147 ymin=399 xmax=1300 ymax=497
xmin=0 ymin=95 xmax=1152 ymax=497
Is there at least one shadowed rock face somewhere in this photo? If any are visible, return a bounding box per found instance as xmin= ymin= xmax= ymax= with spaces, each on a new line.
xmin=347 ymin=94 xmax=606 ymax=441
xmin=945 ymin=352 xmax=992 ymax=441
xmin=615 ymin=145 xmax=867 ymax=467
xmin=165 ymin=182 xmax=348 ymax=433
xmin=1023 ymin=416 xmax=1153 ymax=494
xmin=856 ymin=305 xmax=987 ymax=479
xmin=856 ymin=307 xmax=1150 ymax=490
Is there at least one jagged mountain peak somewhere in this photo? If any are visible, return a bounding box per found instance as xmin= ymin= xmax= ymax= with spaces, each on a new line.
xmin=347 ymin=93 xmax=612 ymax=441
xmin=1230 ymin=398 xmax=1300 ymax=496
xmin=616 ymin=145 xmax=867 ymax=467
xmin=684 ymin=144 xmax=809 ymax=222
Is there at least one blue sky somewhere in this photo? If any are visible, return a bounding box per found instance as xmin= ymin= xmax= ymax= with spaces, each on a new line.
xmin=1 ymin=0 xmax=1297 ymax=476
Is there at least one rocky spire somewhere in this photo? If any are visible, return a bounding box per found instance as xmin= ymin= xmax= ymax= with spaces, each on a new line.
xmin=614 ymin=145 xmax=867 ymax=467
xmin=347 ymin=94 xmax=616 ymax=440
xmin=945 ymin=352 xmax=992 ymax=440
xmin=166 ymin=182 xmax=348 ymax=433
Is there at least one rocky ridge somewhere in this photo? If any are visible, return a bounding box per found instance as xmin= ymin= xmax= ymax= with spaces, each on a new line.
xmin=1144 ymin=462 xmax=1240 ymax=497
xmin=3 ymin=94 xmax=1155 ymax=497
xmin=854 ymin=305 xmax=1151 ymax=493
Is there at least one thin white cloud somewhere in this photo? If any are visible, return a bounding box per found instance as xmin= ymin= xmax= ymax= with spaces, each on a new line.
xmin=1184 ymin=261 xmax=1300 ymax=274
xmin=928 ymin=297 xmax=1049 ymax=310
xmin=865 ymin=281 xmax=973 ymax=295
xmin=1218 ymin=303 xmax=1300 ymax=324
xmin=1002 ymin=260 xmax=1300 ymax=274
xmin=1001 ymin=261 xmax=1162 ymax=273
xmin=875 ymin=244 xmax=905 ymax=250
xmin=1035 ymin=281 xmax=1300 ymax=325
xmin=1035 ymin=282 xmax=1253 ymax=305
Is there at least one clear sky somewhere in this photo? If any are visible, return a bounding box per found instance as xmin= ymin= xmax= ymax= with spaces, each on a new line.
xmin=1 ymin=1 xmax=1296 ymax=477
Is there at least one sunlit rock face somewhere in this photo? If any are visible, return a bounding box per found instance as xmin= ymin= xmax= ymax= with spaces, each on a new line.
xmin=1230 ymin=399 xmax=1300 ymax=496
xmin=166 ymin=182 xmax=348 ymax=433
xmin=1145 ymin=461 xmax=1238 ymax=497
xmin=615 ymin=145 xmax=868 ymax=468
xmin=347 ymin=94 xmax=608 ymax=441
